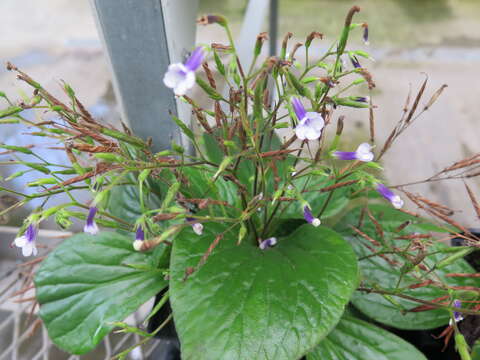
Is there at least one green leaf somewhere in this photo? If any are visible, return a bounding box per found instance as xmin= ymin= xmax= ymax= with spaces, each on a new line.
xmin=106 ymin=172 xmax=164 ymax=223
xmin=335 ymin=204 xmax=480 ymax=329
xmin=281 ymin=175 xmax=350 ymax=219
xmin=172 ymin=115 xmax=195 ymax=140
xmin=179 ymin=166 xmax=241 ymax=216
xmin=308 ymin=314 xmax=427 ymax=360
xmin=202 ymin=127 xmax=284 ymax=189
xmin=34 ymin=232 xmax=168 ymax=355
xmin=213 ymin=49 xmax=225 ymax=76
xmin=169 ymin=223 xmax=358 ymax=360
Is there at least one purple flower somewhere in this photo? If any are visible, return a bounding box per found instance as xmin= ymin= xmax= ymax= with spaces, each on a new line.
xmin=259 ymin=237 xmax=277 ymax=250
xmin=163 ymin=47 xmax=205 ymax=95
xmin=350 ymin=55 xmax=362 ymax=68
xmin=333 ymin=142 xmax=374 ymax=162
xmin=133 ymin=225 xmax=145 ymax=251
xmin=450 ymin=299 xmax=464 ymax=325
xmin=362 ymin=23 xmax=369 ymax=45
xmin=14 ymin=223 xmax=38 ymax=257
xmin=83 ymin=206 xmax=99 ymax=235
xmin=291 ymin=97 xmax=325 ymax=141
xmin=376 ymin=184 xmax=404 ymax=209
xmin=136 ymin=226 xmax=145 ymax=241
xmin=304 ymin=206 xmax=321 ymax=227
xmin=186 ymin=217 xmax=204 ymax=235
xmin=353 ymin=96 xmax=369 ymax=103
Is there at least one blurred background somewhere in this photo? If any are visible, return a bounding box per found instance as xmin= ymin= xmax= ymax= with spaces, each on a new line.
xmin=1 ymin=0 xmax=480 ymax=227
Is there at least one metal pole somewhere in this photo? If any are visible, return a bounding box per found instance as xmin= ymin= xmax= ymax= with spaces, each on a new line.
xmin=90 ymin=0 xmax=198 ymax=152
xmin=269 ymin=0 xmax=278 ymax=56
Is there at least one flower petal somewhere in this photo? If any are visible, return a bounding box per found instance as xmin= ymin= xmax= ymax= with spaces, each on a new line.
xmin=185 ymin=47 xmax=205 ymax=71
xmin=291 ymin=97 xmax=306 ymax=121
xmin=259 ymin=237 xmax=277 ymax=250
xmin=391 ymin=195 xmax=404 ymax=209
xmin=22 ymin=242 xmax=33 ymax=257
xmin=135 ymin=226 xmax=145 ymax=241
xmin=355 ymin=142 xmax=374 ymax=162
xmin=295 ymin=124 xmax=308 ymax=140
xmin=83 ymin=222 xmax=99 ymax=235
xmin=192 ymin=223 xmax=204 ymax=235
xmin=14 ymin=235 xmax=27 ymax=247
xmin=304 ymin=126 xmax=321 ymax=141
xmin=174 ymin=70 xmax=196 ymax=96
xmin=305 ymin=112 xmax=325 ymax=131
xmin=163 ymin=63 xmax=187 ymax=89
xmin=333 ymin=151 xmax=357 ymax=161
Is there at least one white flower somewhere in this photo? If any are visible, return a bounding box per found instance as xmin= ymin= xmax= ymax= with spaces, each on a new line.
xmin=259 ymin=237 xmax=277 ymax=250
xmin=291 ymin=97 xmax=325 ymax=141
xmin=376 ymin=184 xmax=404 ymax=209
xmin=192 ymin=223 xmax=204 ymax=235
xmin=333 ymin=142 xmax=374 ymax=162
xmin=163 ymin=63 xmax=196 ymax=96
xmin=163 ymin=47 xmax=204 ymax=96
xmin=295 ymin=112 xmax=325 ymax=140
xmin=355 ymin=143 xmax=374 ymax=162
xmin=14 ymin=224 xmax=38 ymax=257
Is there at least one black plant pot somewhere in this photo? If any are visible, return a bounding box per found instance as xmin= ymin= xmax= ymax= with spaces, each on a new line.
xmin=147 ymin=287 xmax=181 ymax=360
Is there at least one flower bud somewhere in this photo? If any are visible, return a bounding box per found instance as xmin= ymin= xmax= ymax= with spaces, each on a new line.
xmin=197 ymin=15 xmax=227 ymax=27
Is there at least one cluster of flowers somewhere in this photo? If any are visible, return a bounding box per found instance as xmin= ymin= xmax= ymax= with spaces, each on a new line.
xmin=161 ymin=47 xmax=404 ymax=251
xmin=13 ymin=43 xmax=403 ymax=256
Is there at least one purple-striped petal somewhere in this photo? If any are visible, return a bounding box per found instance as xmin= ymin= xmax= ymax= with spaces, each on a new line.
xmin=303 ymin=206 xmax=321 ymax=227
xmin=133 ymin=225 xmax=145 ymax=251
xmin=84 ymin=206 xmax=99 ymax=235
xmin=334 ymin=143 xmax=373 ymax=162
xmin=259 ymin=237 xmax=277 ymax=250
xmin=333 ymin=151 xmax=358 ymax=160
xmin=353 ymin=96 xmax=368 ymax=103
xmin=350 ymin=55 xmax=361 ymax=68
xmin=26 ymin=223 xmax=37 ymax=243
xmin=450 ymin=299 xmax=464 ymax=325
xmin=135 ymin=226 xmax=145 ymax=241
xmin=291 ymin=97 xmax=306 ymax=121
xmin=376 ymin=183 xmax=404 ymax=209
xmin=185 ymin=47 xmax=205 ymax=72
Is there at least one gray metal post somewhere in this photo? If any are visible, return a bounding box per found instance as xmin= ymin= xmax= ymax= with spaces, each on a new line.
xmin=90 ymin=0 xmax=198 ymax=152
xmin=269 ymin=0 xmax=278 ymax=56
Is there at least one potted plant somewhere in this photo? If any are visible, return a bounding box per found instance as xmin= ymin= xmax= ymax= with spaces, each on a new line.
xmin=1 ymin=6 xmax=480 ymax=360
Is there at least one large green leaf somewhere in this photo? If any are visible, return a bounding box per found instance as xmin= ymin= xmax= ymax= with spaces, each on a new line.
xmin=308 ymin=314 xmax=427 ymax=360
xmin=169 ymin=223 xmax=358 ymax=360
xmin=335 ymin=204 xmax=479 ymax=329
xmin=106 ymin=172 xmax=164 ymax=223
xmin=35 ymin=232 xmax=167 ymax=354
